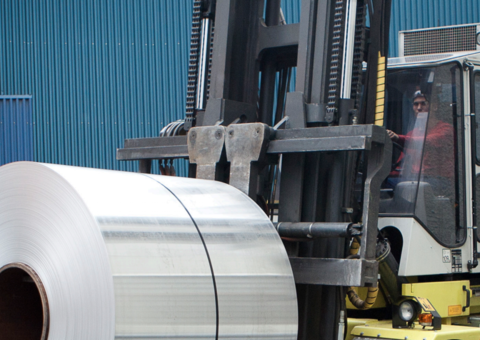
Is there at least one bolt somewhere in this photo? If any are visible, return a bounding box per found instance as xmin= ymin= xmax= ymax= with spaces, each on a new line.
xmin=229 ymin=130 xmax=234 ymax=137
xmin=190 ymin=131 xmax=196 ymax=139
xmin=215 ymin=130 xmax=222 ymax=140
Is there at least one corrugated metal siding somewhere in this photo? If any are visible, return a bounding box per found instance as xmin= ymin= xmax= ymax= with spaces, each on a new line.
xmin=0 ymin=96 xmax=34 ymax=165
xmin=281 ymin=0 xmax=480 ymax=58
xmin=1 ymin=0 xmax=479 ymax=173
xmin=281 ymin=1 xmax=301 ymax=24
xmin=389 ymin=0 xmax=480 ymax=57
xmin=0 ymin=0 xmax=192 ymax=172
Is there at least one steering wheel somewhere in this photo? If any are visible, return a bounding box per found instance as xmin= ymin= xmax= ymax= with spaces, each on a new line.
xmin=392 ymin=141 xmax=404 ymax=152
xmin=391 ymin=142 xmax=404 ymax=171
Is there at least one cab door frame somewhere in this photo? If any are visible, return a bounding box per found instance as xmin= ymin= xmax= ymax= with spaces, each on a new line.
xmin=468 ymin=60 xmax=480 ymax=270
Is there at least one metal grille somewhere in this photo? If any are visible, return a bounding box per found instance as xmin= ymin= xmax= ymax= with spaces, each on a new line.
xmin=403 ymin=25 xmax=477 ymax=56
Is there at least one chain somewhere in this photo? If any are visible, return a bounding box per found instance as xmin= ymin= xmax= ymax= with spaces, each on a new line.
xmin=326 ymin=0 xmax=346 ymax=123
xmin=350 ymin=1 xmax=366 ymax=111
xmin=185 ymin=0 xmax=203 ymax=129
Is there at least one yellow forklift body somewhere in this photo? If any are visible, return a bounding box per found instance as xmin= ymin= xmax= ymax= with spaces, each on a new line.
xmin=351 ymin=320 xmax=480 ymax=339
xmin=402 ymin=281 xmax=472 ymax=317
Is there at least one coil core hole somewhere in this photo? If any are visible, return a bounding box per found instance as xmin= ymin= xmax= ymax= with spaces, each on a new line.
xmin=0 ymin=263 xmax=49 ymax=340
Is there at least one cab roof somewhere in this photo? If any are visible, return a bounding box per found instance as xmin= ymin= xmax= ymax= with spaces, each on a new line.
xmin=388 ymin=51 xmax=480 ymax=68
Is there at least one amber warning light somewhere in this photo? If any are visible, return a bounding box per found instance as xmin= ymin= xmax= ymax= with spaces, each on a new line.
xmin=419 ymin=313 xmax=433 ymax=326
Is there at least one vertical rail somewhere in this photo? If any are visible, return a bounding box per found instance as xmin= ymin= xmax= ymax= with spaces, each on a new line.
xmin=259 ymin=0 xmax=281 ymax=126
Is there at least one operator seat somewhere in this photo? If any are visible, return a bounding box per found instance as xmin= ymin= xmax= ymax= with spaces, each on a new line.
xmin=379 ymin=181 xmax=455 ymax=244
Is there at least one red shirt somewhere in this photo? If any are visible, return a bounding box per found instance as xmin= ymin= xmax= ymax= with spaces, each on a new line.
xmin=394 ymin=121 xmax=454 ymax=178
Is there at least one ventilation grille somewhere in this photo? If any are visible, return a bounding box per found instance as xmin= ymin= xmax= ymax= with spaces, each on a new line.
xmin=401 ymin=24 xmax=479 ymax=56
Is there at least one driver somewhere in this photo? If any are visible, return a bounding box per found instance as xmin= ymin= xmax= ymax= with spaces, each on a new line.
xmin=387 ymin=90 xmax=430 ymax=145
xmin=386 ymin=91 xmax=454 ymax=191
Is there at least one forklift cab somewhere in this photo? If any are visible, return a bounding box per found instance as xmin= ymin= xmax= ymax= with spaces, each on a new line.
xmin=376 ymin=51 xmax=480 ymax=277
xmin=379 ymin=60 xmax=466 ymax=247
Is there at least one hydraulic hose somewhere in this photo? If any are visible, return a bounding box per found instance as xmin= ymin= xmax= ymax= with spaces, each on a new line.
xmin=347 ymin=284 xmax=379 ymax=310
xmin=347 ymin=236 xmax=407 ymax=309
xmin=346 ymin=237 xmax=378 ymax=310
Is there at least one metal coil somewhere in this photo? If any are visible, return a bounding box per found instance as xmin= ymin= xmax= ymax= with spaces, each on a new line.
xmin=0 ymin=162 xmax=297 ymax=340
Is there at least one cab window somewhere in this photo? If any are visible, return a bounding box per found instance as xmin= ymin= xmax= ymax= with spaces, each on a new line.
xmin=380 ymin=63 xmax=465 ymax=247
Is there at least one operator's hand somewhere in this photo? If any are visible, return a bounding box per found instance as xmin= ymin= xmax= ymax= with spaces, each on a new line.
xmin=387 ymin=129 xmax=399 ymax=142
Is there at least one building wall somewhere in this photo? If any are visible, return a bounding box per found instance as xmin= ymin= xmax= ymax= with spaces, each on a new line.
xmin=0 ymin=96 xmax=34 ymax=165
xmin=1 ymin=0 xmax=192 ymax=172
xmin=389 ymin=0 xmax=480 ymax=57
xmin=1 ymin=0 xmax=479 ymax=171
xmin=281 ymin=0 xmax=480 ymax=57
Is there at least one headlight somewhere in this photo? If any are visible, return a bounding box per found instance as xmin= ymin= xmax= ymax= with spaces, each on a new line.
xmin=399 ymin=300 xmax=417 ymax=322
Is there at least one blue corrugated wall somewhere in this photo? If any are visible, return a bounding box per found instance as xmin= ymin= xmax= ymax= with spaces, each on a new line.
xmin=0 ymin=0 xmax=192 ymax=172
xmin=281 ymin=0 xmax=480 ymax=57
xmin=0 ymin=96 xmax=34 ymax=165
xmin=0 ymin=0 xmax=479 ymax=171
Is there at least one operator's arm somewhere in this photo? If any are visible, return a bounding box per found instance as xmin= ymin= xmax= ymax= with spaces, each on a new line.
xmin=388 ymin=130 xmax=407 ymax=147
xmin=400 ymin=122 xmax=453 ymax=146
xmin=387 ymin=130 xmax=401 ymax=143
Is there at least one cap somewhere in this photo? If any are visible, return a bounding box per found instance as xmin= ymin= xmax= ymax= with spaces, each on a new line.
xmin=413 ymin=90 xmax=428 ymax=101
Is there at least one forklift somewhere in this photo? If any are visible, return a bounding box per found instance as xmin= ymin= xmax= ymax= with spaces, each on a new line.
xmin=117 ymin=0 xmax=480 ymax=339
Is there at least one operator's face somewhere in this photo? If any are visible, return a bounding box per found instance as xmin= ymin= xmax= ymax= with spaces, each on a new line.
xmin=413 ymin=96 xmax=429 ymax=115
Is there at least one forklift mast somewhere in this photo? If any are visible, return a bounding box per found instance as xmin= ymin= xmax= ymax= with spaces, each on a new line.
xmin=118 ymin=1 xmax=393 ymax=339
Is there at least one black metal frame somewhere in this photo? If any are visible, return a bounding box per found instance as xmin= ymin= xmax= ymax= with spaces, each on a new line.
xmin=116 ymin=1 xmax=392 ymax=339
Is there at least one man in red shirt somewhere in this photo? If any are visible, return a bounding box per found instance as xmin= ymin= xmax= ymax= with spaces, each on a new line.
xmin=386 ymin=91 xmax=454 ymax=193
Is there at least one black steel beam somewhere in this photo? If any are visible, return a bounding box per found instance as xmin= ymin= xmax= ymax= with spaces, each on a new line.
xmin=117 ymin=125 xmax=389 ymax=160
xmin=276 ymin=222 xmax=362 ymax=239
xmin=117 ymin=136 xmax=188 ymax=160
xmin=203 ymin=0 xmax=263 ymax=126
xmin=290 ymin=257 xmax=378 ymax=286
xmin=268 ymin=125 xmax=387 ymax=153
xmin=256 ymin=23 xmax=300 ymax=56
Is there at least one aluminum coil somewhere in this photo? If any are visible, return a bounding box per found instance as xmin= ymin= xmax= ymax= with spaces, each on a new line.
xmin=0 ymin=162 xmax=297 ymax=340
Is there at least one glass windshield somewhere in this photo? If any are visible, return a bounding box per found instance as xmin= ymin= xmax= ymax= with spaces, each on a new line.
xmin=379 ymin=63 xmax=464 ymax=246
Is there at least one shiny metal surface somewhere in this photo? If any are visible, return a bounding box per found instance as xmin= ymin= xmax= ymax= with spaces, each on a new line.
xmin=196 ymin=18 xmax=211 ymax=110
xmin=0 ymin=162 xmax=297 ymax=339
xmin=58 ymin=165 xmax=217 ymax=339
xmin=149 ymin=175 xmax=298 ymax=339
